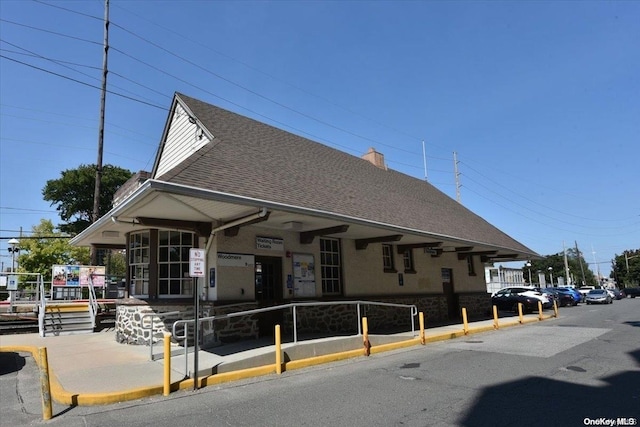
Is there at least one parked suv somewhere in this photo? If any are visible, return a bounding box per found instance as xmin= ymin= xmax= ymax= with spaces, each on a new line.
xmin=623 ymin=287 xmax=640 ymax=298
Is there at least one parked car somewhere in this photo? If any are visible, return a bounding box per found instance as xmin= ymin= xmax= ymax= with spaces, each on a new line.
xmin=541 ymin=288 xmax=576 ymax=307
xmin=555 ymin=287 xmax=582 ymax=305
xmin=491 ymin=288 xmax=541 ymax=313
xmin=585 ymin=289 xmax=613 ymax=305
xmin=493 ymin=286 xmax=552 ymax=308
xmin=578 ymin=286 xmax=596 ymax=301
xmin=611 ymin=289 xmax=625 ymax=300
xmin=623 ymin=287 xmax=640 ymax=298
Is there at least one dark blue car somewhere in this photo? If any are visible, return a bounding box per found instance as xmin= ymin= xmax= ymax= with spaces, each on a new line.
xmin=547 ymin=288 xmax=577 ymax=307
xmin=554 ymin=287 xmax=581 ymax=305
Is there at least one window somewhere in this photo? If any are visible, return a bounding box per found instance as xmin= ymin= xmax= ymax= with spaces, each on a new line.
xmin=467 ymin=255 xmax=476 ymax=276
xmin=382 ymin=244 xmax=395 ymax=272
xmin=158 ymin=231 xmax=194 ymax=297
xmin=129 ymin=231 xmax=150 ymax=296
xmin=320 ymin=238 xmax=342 ymax=295
xmin=403 ymin=249 xmax=415 ymax=273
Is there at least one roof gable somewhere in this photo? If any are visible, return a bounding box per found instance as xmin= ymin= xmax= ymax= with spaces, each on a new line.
xmin=154 ymin=92 xmax=535 ymax=255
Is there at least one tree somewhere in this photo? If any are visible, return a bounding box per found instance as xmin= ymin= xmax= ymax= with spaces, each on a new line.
xmin=16 ymin=219 xmax=90 ymax=282
xmin=523 ymin=249 xmax=596 ymax=287
xmin=42 ymin=164 xmax=133 ymax=235
xmin=611 ymin=249 xmax=640 ymax=288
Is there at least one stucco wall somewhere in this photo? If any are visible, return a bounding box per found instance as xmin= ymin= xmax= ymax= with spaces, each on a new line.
xmin=207 ymin=225 xmax=488 ymax=302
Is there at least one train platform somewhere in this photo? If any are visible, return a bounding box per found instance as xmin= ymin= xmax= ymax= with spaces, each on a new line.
xmin=0 ymin=312 xmax=550 ymax=407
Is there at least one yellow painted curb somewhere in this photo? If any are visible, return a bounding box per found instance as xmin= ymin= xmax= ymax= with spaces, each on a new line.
xmin=0 ymin=313 xmax=554 ymax=406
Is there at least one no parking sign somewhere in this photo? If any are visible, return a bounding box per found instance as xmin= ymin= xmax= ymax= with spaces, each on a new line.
xmin=189 ymin=249 xmax=205 ymax=277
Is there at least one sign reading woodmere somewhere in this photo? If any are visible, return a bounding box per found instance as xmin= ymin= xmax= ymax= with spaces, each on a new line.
xmin=51 ymin=265 xmax=106 ymax=287
xmin=217 ymin=253 xmax=255 ymax=267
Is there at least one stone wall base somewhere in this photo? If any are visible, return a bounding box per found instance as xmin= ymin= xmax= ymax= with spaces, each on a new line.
xmin=114 ymin=293 xmax=491 ymax=346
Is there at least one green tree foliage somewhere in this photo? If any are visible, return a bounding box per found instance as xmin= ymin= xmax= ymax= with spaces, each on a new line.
xmin=611 ymin=249 xmax=640 ymax=288
xmin=15 ymin=219 xmax=90 ymax=282
xmin=42 ymin=164 xmax=133 ymax=235
xmin=523 ymin=248 xmax=596 ymax=287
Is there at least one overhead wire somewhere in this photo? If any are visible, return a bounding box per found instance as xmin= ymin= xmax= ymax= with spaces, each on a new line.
xmin=3 ymin=2 xmax=638 ymax=257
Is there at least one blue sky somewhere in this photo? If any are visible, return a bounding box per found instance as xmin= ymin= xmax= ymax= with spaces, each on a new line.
xmin=1 ymin=1 xmax=638 ymax=278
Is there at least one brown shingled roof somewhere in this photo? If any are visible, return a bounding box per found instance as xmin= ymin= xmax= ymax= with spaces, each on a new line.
xmin=156 ymin=92 xmax=536 ymax=256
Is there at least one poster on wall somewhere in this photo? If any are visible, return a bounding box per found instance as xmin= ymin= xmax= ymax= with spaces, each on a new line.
xmin=51 ymin=265 xmax=106 ymax=287
xmin=292 ymin=253 xmax=316 ymax=298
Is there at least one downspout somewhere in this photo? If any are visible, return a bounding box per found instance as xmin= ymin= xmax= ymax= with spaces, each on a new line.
xmin=203 ymin=208 xmax=268 ymax=299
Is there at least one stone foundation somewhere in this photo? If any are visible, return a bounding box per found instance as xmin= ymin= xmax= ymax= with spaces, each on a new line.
xmin=114 ymin=293 xmax=490 ymax=346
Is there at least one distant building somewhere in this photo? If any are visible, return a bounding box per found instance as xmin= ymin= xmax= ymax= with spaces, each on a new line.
xmin=485 ymin=265 xmax=526 ymax=294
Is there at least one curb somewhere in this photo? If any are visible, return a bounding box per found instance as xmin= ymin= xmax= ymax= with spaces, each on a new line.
xmin=0 ymin=313 xmax=556 ymax=406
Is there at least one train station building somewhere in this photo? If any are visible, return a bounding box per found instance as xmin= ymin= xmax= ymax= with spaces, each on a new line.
xmin=71 ymin=92 xmax=538 ymax=344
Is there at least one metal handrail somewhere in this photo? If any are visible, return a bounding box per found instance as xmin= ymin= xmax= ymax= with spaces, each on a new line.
xmin=38 ymin=274 xmax=46 ymax=337
xmin=141 ymin=311 xmax=182 ymax=360
xmin=87 ymin=275 xmax=99 ymax=328
xmin=171 ymin=300 xmax=417 ymax=376
xmin=172 ymin=300 xmax=417 ymax=340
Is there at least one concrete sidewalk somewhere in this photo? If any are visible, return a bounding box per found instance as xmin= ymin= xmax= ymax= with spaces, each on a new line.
xmin=0 ymin=312 xmax=552 ymax=406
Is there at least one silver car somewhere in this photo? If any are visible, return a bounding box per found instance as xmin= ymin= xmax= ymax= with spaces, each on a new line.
xmin=585 ymin=289 xmax=613 ymax=304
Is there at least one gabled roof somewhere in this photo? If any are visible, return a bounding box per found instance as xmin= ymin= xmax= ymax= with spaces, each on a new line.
xmin=149 ymin=92 xmax=537 ymax=258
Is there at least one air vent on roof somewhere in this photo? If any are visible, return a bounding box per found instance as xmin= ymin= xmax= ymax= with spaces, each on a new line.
xmin=362 ymin=147 xmax=387 ymax=170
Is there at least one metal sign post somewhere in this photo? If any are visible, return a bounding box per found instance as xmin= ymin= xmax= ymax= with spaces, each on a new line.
xmin=189 ymin=249 xmax=205 ymax=391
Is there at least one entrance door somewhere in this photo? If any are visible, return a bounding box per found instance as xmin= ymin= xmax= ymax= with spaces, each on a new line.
xmin=441 ymin=268 xmax=459 ymax=320
xmin=255 ymin=256 xmax=283 ymax=337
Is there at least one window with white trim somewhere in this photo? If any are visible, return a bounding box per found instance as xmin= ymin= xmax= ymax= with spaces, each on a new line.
xmin=403 ymin=249 xmax=415 ymax=273
xmin=320 ymin=237 xmax=342 ymax=295
xmin=467 ymin=254 xmax=476 ymax=276
xmin=158 ymin=230 xmax=194 ymax=297
xmin=382 ymin=244 xmax=395 ymax=272
xmin=129 ymin=231 xmax=150 ymax=297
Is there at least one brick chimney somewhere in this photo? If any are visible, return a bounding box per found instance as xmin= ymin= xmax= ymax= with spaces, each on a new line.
xmin=362 ymin=147 xmax=387 ymax=170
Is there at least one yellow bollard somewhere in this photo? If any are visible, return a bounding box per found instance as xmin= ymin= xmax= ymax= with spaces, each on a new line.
xmin=553 ymin=300 xmax=559 ymax=318
xmin=538 ymin=301 xmax=543 ymax=321
xmin=492 ymin=305 xmax=499 ymax=329
xmin=38 ymin=347 xmax=52 ymax=421
xmin=518 ymin=303 xmax=524 ymax=323
xmin=275 ymin=324 xmax=282 ymax=374
xmin=163 ymin=332 xmax=171 ymax=396
xmin=419 ymin=312 xmax=425 ymax=345
xmin=462 ymin=307 xmax=469 ymax=335
xmin=362 ymin=317 xmax=371 ymax=356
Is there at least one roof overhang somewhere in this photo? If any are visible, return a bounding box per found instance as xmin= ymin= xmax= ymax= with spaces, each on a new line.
xmin=71 ymin=179 xmax=539 ymax=262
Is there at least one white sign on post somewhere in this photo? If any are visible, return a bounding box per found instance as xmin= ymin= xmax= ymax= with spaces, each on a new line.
xmin=189 ymin=249 xmax=206 ymax=277
xmin=6 ymin=275 xmax=18 ymax=291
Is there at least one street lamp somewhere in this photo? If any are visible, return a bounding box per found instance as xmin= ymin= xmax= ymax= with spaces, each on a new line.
xmin=526 ymin=261 xmax=533 ymax=285
xmin=548 ymin=266 xmax=554 ymax=288
xmin=7 ymin=238 xmax=20 ymax=273
xmin=7 ymin=238 xmax=20 ymax=312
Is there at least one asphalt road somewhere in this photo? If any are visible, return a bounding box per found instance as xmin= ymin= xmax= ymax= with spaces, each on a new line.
xmin=3 ymin=298 xmax=639 ymax=427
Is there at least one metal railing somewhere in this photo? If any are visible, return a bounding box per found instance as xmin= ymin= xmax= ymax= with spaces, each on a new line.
xmin=171 ymin=300 xmax=417 ymax=376
xmin=38 ymin=274 xmax=46 ymax=337
xmin=87 ymin=275 xmax=100 ymax=329
xmin=142 ymin=311 xmax=182 ymax=360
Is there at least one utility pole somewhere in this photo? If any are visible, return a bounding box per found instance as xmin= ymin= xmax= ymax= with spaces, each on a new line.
xmin=92 ymin=0 xmax=109 ymax=265
xmin=422 ymin=140 xmax=428 ymax=182
xmin=575 ymin=241 xmax=587 ymax=286
xmin=591 ymin=244 xmax=601 ymax=284
xmin=563 ymin=241 xmax=572 ymax=286
xmin=453 ymin=151 xmax=461 ymax=203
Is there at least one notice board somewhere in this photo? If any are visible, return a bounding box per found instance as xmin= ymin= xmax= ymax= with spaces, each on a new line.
xmin=292 ymin=253 xmax=316 ymax=298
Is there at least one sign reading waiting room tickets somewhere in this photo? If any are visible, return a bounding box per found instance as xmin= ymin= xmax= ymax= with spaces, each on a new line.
xmin=52 ymin=265 xmax=106 ymax=287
